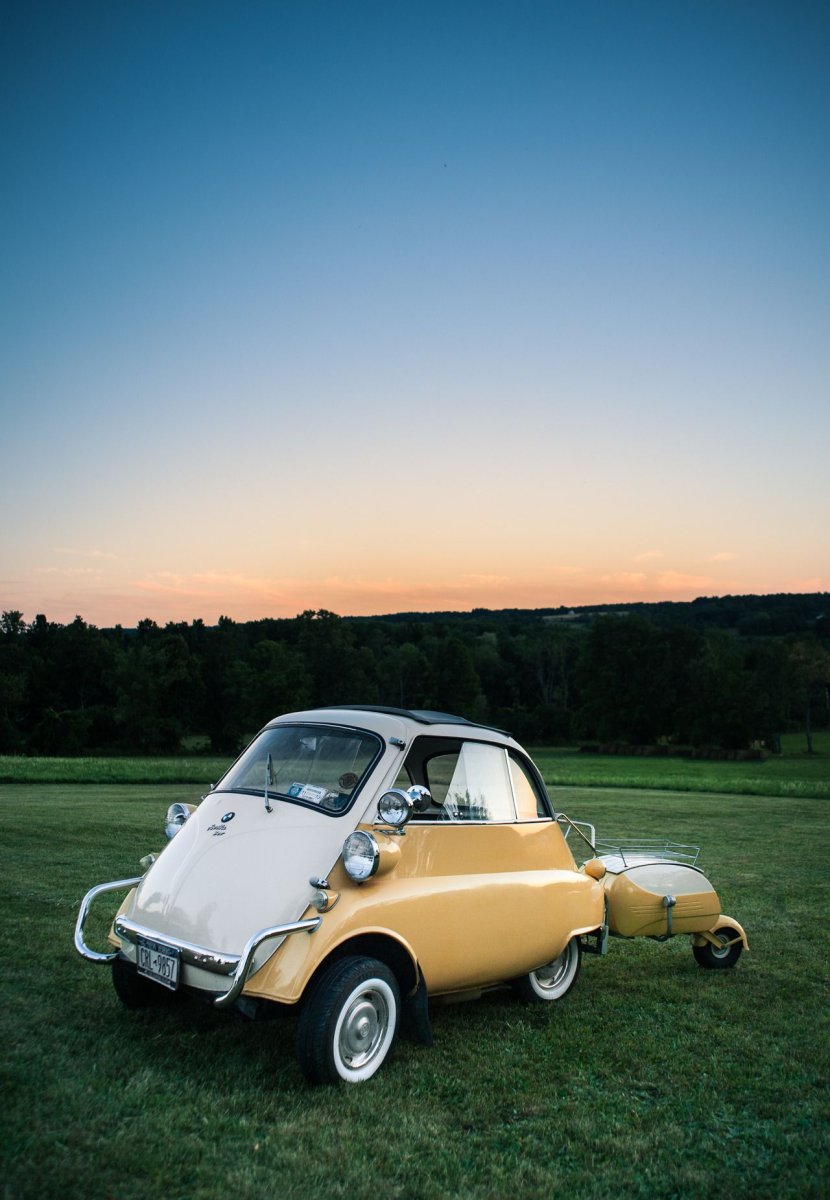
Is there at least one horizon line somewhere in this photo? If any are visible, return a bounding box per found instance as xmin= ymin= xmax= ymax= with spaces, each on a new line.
xmin=5 ymin=587 xmax=827 ymax=631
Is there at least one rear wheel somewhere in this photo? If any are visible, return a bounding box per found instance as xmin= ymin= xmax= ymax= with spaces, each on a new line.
xmin=515 ymin=937 xmax=581 ymax=1003
xmin=296 ymin=956 xmax=400 ymax=1084
xmin=693 ymin=928 xmax=743 ymax=970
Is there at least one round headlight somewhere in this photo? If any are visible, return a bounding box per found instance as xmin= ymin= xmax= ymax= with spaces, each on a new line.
xmin=165 ymin=802 xmax=190 ymax=840
xmin=377 ymin=788 xmax=414 ymax=828
xmin=342 ymin=831 xmax=380 ymax=882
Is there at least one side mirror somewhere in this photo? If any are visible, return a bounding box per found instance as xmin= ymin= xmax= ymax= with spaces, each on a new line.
xmin=407 ymin=786 xmax=432 ymax=813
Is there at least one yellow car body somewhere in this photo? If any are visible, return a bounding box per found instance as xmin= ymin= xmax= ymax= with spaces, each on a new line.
xmin=246 ymin=821 xmax=604 ymax=1004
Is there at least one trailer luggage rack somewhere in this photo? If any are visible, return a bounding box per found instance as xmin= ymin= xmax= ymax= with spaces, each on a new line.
xmin=594 ymin=839 xmax=701 ymax=868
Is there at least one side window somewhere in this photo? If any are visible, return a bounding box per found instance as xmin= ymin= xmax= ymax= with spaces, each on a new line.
xmin=392 ymin=763 xmax=413 ymax=790
xmin=421 ymin=752 xmax=457 ymax=807
xmin=509 ymin=753 xmax=549 ymax=820
xmin=425 ymin=742 xmax=516 ymax=822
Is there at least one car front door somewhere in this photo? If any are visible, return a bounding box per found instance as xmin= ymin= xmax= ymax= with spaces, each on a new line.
xmin=385 ymin=737 xmax=599 ymax=993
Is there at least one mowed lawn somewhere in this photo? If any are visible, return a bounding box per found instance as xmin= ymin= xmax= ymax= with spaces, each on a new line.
xmin=1 ymin=781 xmax=829 ymax=1200
xmin=2 ymin=731 xmax=828 ymax=798
xmin=531 ymin=731 xmax=830 ymax=800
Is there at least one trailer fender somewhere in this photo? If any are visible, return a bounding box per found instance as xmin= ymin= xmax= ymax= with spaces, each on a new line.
xmin=692 ymin=915 xmax=748 ymax=951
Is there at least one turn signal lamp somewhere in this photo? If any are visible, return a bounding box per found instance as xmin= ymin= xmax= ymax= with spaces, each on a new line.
xmin=583 ymin=858 xmax=607 ymax=881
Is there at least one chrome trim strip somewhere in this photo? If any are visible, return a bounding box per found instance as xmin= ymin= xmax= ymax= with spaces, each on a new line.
xmin=113 ymin=913 xmax=323 ymax=1009
xmin=74 ymin=877 xmax=143 ymax=963
xmin=114 ymin=917 xmax=242 ymax=973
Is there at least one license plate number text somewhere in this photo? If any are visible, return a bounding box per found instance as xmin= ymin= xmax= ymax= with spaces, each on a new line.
xmin=137 ymin=937 xmax=180 ymax=990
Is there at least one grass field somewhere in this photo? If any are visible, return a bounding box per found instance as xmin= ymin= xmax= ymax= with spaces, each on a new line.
xmin=531 ymin=741 xmax=830 ymax=800
xmin=2 ymin=781 xmax=828 ymax=1200
xmin=0 ymin=755 xmax=235 ymax=785
xmin=0 ymin=730 xmax=828 ymax=798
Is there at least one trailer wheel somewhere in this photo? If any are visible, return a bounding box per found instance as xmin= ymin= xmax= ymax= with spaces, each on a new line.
xmin=515 ymin=937 xmax=581 ymax=1003
xmin=296 ymin=956 xmax=400 ymax=1084
xmin=693 ymin=928 xmax=743 ymax=970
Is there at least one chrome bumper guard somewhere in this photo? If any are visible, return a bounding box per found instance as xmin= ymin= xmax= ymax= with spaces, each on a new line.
xmin=74 ymin=877 xmax=143 ymax=964
xmin=75 ymin=877 xmax=322 ymax=1010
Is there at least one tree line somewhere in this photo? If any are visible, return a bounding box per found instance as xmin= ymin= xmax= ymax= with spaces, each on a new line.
xmin=0 ymin=595 xmax=827 ymax=757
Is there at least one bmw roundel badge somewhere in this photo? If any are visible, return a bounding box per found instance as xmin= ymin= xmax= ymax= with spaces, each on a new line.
xmin=221 ymin=811 xmax=235 ymax=823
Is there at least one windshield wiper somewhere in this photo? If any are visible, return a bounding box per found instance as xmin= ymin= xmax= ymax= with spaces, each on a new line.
xmin=264 ymin=752 xmax=274 ymax=814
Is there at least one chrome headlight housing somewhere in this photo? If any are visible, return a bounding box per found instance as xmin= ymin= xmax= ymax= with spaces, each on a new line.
xmin=376 ymin=786 xmax=433 ymax=827
xmin=377 ymin=788 xmax=414 ymax=827
xmin=342 ymin=830 xmax=380 ymax=882
xmin=165 ymin=801 xmax=191 ymax=840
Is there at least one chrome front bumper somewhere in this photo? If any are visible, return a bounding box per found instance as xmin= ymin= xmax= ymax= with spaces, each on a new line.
xmin=74 ymin=877 xmax=321 ymax=1009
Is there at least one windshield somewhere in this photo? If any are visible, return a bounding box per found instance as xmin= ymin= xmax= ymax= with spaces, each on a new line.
xmin=217 ymin=723 xmax=383 ymax=815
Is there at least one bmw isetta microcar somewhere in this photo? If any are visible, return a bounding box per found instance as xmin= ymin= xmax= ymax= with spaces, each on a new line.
xmin=75 ymin=707 xmax=747 ymax=1083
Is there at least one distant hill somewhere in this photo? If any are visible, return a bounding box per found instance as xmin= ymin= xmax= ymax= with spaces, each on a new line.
xmin=349 ymin=592 xmax=828 ymax=638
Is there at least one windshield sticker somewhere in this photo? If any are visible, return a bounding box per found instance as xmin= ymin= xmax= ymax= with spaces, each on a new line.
xmin=339 ymin=772 xmax=358 ymax=790
xmin=287 ymin=783 xmax=329 ymax=803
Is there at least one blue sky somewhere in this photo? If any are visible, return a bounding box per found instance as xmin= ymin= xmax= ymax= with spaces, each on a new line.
xmin=2 ymin=1 xmax=828 ymax=624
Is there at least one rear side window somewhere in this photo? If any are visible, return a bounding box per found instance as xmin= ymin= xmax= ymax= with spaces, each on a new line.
xmin=400 ymin=736 xmax=551 ymax=823
xmin=508 ymin=753 xmax=549 ymax=819
xmin=423 ymin=741 xmax=515 ymax=822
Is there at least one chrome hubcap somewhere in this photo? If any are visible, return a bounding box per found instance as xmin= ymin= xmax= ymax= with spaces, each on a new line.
xmin=338 ymin=990 xmax=388 ymax=1068
xmin=536 ymin=949 xmax=569 ymax=990
xmin=531 ymin=940 xmax=577 ymax=997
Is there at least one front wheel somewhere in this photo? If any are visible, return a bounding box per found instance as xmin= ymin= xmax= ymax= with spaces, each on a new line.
xmin=693 ymin=928 xmax=743 ymax=970
xmin=514 ymin=937 xmax=581 ymax=1003
xmin=296 ymin=956 xmax=400 ymax=1084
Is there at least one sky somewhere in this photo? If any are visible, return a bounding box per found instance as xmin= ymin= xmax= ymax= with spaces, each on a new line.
xmin=2 ymin=0 xmax=828 ymax=627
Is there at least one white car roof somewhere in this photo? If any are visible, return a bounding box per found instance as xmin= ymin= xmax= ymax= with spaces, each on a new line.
xmin=268 ymin=705 xmax=519 ymax=749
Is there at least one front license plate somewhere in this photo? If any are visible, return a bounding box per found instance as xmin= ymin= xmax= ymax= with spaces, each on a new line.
xmin=137 ymin=936 xmax=180 ymax=991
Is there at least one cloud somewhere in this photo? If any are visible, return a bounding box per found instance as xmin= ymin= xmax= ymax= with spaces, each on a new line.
xmin=133 ymin=571 xmax=288 ymax=601
xmin=322 ymin=573 xmax=510 ymax=596
xmin=16 ymin=560 xmax=819 ymax=628
xmin=133 ymin=570 xmax=515 ymax=605
xmin=711 ymin=551 xmax=737 ymax=562
xmin=593 ymin=569 xmax=715 ymax=596
xmin=599 ymin=572 xmax=648 ymax=588
xmin=55 ymin=547 xmax=117 ymax=560
xmin=633 ymin=550 xmax=663 ymax=562
xmin=125 ymin=569 xmax=539 ymax=621
xmin=785 ymin=576 xmax=830 ymax=592
xmin=655 ymin=571 xmax=714 ymax=592
xmin=36 ymin=566 xmax=104 ymax=577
